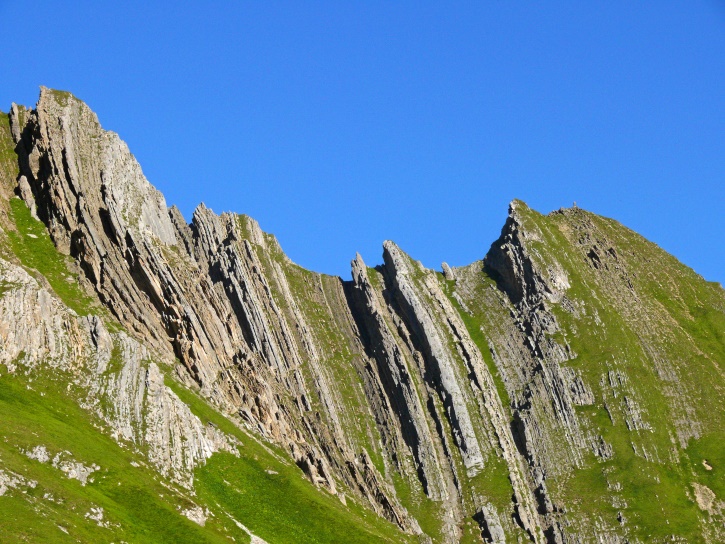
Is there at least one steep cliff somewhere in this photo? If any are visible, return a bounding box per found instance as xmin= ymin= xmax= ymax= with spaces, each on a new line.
xmin=0 ymin=89 xmax=722 ymax=543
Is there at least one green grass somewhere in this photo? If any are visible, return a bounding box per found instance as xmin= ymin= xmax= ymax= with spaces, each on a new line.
xmin=167 ymin=377 xmax=414 ymax=544
xmin=444 ymin=203 xmax=724 ymax=541
xmin=517 ymin=205 xmax=720 ymax=541
xmin=683 ymin=434 xmax=725 ymax=498
xmin=442 ymin=275 xmax=511 ymax=410
xmin=0 ymin=353 xmax=412 ymax=544
xmin=390 ymin=470 xmax=444 ymax=543
xmin=0 ymin=113 xmax=17 ymax=173
xmin=198 ymin=454 xmax=405 ymax=544
xmin=47 ymin=89 xmax=73 ymax=107
xmin=0 ymin=364 xmax=246 ymax=543
xmin=7 ymin=197 xmax=97 ymax=315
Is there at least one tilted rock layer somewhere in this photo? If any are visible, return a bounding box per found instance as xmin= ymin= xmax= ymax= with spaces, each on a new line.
xmin=1 ymin=88 xmax=723 ymax=543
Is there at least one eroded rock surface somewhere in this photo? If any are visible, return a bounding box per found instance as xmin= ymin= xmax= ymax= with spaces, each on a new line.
xmin=1 ymin=89 xmax=723 ymax=543
xmin=0 ymin=256 xmax=237 ymax=488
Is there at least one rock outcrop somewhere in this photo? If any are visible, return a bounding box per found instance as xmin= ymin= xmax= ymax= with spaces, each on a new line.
xmin=1 ymin=88 xmax=722 ymax=543
xmin=8 ymin=88 xmax=417 ymax=532
xmin=0 ymin=256 xmax=237 ymax=488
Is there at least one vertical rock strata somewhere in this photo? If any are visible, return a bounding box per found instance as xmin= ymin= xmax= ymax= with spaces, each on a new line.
xmin=375 ymin=242 xmax=544 ymax=541
xmin=3 ymin=89 xmax=723 ymax=543
xmin=9 ymin=88 xmax=416 ymax=532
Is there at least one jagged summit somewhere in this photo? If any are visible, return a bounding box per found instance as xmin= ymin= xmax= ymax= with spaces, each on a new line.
xmin=0 ymin=88 xmax=722 ymax=543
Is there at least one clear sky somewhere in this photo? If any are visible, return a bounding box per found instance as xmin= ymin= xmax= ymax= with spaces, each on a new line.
xmin=1 ymin=1 xmax=723 ymax=283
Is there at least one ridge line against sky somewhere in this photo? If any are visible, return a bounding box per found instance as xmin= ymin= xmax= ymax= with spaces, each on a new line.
xmin=1 ymin=1 xmax=723 ymax=283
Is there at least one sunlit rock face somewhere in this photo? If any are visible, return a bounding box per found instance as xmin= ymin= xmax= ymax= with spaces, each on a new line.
xmin=1 ymin=88 xmax=722 ymax=543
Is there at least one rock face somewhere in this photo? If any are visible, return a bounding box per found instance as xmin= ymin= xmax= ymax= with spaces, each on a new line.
xmin=1 ymin=88 xmax=723 ymax=543
xmin=0 ymin=256 xmax=237 ymax=488
xmin=8 ymin=88 xmax=417 ymax=532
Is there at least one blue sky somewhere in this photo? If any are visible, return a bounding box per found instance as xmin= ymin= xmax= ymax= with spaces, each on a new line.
xmin=1 ymin=1 xmax=723 ymax=283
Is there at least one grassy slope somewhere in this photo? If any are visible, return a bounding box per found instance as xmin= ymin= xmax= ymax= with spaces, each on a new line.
xmin=0 ymin=365 xmax=246 ymax=544
xmin=540 ymin=205 xmax=723 ymax=541
xmin=6 ymin=198 xmax=98 ymax=315
xmin=452 ymin=202 xmax=724 ymax=541
xmin=169 ymin=380 xmax=413 ymax=544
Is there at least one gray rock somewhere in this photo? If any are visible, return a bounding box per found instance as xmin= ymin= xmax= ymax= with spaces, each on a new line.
xmin=4 ymin=88 xmax=722 ymax=543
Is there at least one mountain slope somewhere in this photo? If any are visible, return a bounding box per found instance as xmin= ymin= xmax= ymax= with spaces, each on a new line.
xmin=0 ymin=88 xmax=722 ymax=543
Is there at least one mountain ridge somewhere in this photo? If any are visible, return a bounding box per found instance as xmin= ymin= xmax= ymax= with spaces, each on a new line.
xmin=0 ymin=87 xmax=722 ymax=543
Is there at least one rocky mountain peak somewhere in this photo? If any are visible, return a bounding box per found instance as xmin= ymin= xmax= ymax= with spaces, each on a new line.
xmin=0 ymin=88 xmax=722 ymax=543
